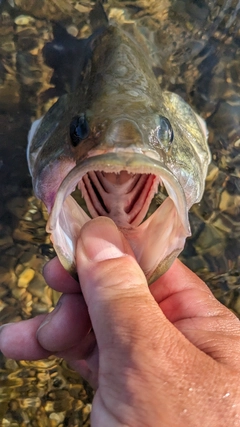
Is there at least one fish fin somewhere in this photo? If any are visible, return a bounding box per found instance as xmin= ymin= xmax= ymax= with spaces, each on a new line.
xmin=89 ymin=1 xmax=108 ymax=32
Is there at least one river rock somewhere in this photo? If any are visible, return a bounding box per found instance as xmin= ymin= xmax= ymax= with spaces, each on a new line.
xmin=18 ymin=267 xmax=35 ymax=288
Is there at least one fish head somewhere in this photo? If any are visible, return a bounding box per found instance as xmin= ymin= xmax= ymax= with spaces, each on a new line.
xmin=28 ymin=25 xmax=210 ymax=283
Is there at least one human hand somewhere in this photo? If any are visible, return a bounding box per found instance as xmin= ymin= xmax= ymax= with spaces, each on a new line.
xmin=1 ymin=217 xmax=240 ymax=426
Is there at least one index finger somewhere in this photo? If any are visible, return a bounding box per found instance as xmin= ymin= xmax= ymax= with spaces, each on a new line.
xmin=43 ymin=257 xmax=80 ymax=293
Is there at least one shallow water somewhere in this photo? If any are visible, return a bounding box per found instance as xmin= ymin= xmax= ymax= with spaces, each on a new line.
xmin=0 ymin=0 xmax=239 ymax=424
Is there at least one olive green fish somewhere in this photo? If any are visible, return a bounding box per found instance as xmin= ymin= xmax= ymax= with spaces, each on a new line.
xmin=27 ymin=3 xmax=210 ymax=283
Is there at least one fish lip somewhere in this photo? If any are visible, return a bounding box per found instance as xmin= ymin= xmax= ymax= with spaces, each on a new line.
xmin=46 ymin=151 xmax=190 ymax=235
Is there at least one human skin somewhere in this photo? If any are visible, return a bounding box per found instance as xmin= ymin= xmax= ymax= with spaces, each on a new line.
xmin=0 ymin=217 xmax=240 ymax=426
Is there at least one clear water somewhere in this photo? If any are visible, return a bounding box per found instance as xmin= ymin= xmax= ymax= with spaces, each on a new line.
xmin=0 ymin=0 xmax=240 ymax=424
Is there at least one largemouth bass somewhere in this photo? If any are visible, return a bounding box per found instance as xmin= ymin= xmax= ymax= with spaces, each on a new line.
xmin=27 ymin=3 xmax=211 ymax=284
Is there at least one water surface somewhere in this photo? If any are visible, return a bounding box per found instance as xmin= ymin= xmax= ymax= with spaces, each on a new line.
xmin=0 ymin=0 xmax=240 ymax=424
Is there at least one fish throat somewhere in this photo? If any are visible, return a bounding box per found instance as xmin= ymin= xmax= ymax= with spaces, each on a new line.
xmin=79 ymin=170 xmax=159 ymax=228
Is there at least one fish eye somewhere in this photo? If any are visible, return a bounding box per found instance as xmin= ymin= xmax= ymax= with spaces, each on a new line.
xmin=156 ymin=116 xmax=174 ymax=149
xmin=70 ymin=115 xmax=89 ymax=146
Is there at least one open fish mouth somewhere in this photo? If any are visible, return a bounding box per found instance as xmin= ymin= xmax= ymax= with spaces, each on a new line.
xmin=80 ymin=171 xmax=159 ymax=227
xmin=46 ymin=152 xmax=191 ymax=282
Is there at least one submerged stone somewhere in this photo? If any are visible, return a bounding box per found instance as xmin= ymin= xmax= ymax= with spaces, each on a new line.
xmin=18 ymin=267 xmax=35 ymax=288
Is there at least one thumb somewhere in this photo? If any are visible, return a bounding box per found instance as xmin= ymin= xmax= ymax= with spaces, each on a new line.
xmin=76 ymin=217 xmax=178 ymax=357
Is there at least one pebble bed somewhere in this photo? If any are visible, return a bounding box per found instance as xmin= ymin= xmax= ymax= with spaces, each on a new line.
xmin=0 ymin=0 xmax=240 ymax=424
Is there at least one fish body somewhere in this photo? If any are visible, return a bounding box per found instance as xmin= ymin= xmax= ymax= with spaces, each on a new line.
xmin=27 ymin=4 xmax=210 ymax=283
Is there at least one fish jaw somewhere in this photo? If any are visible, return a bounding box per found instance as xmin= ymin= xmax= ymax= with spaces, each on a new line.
xmin=45 ymin=152 xmax=190 ymax=280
